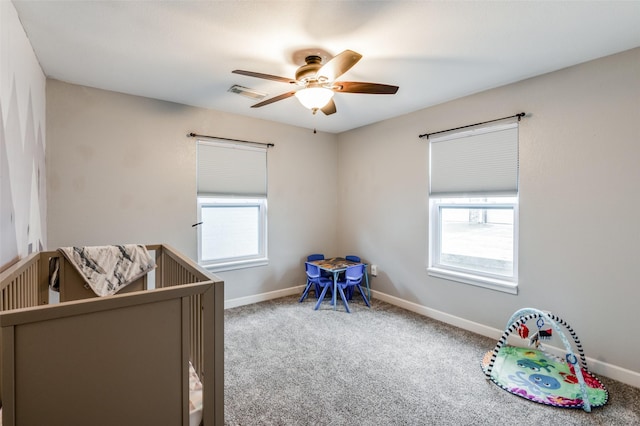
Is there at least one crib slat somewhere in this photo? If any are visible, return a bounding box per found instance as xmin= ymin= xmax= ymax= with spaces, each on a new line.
xmin=0 ymin=253 xmax=46 ymax=313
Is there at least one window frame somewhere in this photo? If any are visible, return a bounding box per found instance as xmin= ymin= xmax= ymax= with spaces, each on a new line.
xmin=428 ymin=197 xmax=519 ymax=294
xmin=197 ymin=196 xmax=268 ymax=272
xmin=427 ymin=120 xmax=520 ymax=294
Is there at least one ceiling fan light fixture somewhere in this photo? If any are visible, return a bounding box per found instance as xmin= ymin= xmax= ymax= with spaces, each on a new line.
xmin=294 ymin=87 xmax=334 ymax=111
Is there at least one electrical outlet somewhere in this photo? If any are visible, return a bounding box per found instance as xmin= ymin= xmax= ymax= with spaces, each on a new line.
xmin=371 ymin=264 xmax=378 ymax=276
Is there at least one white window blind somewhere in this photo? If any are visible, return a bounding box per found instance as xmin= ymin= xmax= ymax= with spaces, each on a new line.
xmin=429 ymin=123 xmax=518 ymax=197
xmin=197 ymin=140 xmax=267 ymax=197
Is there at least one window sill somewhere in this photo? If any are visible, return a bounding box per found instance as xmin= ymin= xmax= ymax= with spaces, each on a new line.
xmin=427 ymin=267 xmax=518 ymax=295
xmin=203 ymin=258 xmax=269 ymax=273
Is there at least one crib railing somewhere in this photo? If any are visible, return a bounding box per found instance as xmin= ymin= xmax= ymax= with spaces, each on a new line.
xmin=150 ymin=244 xmax=224 ymax=390
xmin=0 ymin=252 xmax=47 ymax=312
xmin=0 ymin=244 xmax=224 ymax=425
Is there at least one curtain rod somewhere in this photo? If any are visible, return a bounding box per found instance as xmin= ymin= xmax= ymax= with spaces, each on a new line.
xmin=418 ymin=112 xmax=526 ymax=140
xmin=187 ymin=132 xmax=274 ymax=147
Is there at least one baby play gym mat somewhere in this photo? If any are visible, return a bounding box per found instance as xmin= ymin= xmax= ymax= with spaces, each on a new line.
xmin=481 ymin=308 xmax=608 ymax=412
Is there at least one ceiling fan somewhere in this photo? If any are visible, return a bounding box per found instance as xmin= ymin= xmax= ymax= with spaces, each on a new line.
xmin=232 ymin=50 xmax=399 ymax=115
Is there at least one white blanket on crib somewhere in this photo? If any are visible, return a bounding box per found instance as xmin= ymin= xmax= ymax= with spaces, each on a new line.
xmin=189 ymin=362 xmax=204 ymax=424
xmin=58 ymin=244 xmax=156 ymax=296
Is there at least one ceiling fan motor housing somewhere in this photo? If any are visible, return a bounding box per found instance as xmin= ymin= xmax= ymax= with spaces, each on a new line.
xmin=295 ymin=55 xmax=324 ymax=83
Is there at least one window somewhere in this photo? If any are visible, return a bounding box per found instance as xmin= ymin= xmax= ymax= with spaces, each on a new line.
xmin=196 ymin=139 xmax=268 ymax=271
xmin=197 ymin=197 xmax=267 ymax=270
xmin=429 ymin=197 xmax=518 ymax=292
xmin=428 ymin=122 xmax=519 ymax=293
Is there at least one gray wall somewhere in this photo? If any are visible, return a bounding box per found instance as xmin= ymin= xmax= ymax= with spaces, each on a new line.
xmin=46 ymin=81 xmax=338 ymax=300
xmin=46 ymin=48 xmax=640 ymax=382
xmin=337 ymin=47 xmax=640 ymax=376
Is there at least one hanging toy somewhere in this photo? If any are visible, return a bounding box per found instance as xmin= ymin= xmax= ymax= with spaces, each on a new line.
xmin=517 ymin=323 xmax=529 ymax=339
xmin=537 ymin=318 xmax=552 ymax=341
xmin=529 ymin=330 xmax=540 ymax=348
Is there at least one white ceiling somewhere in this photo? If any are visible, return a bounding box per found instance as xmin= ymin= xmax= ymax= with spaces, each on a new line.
xmin=12 ymin=1 xmax=640 ymax=134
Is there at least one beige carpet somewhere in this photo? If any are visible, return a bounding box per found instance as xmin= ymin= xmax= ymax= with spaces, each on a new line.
xmin=224 ymin=295 xmax=640 ymax=425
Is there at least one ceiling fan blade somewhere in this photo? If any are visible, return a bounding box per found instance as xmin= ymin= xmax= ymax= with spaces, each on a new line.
xmin=321 ymin=99 xmax=337 ymax=116
xmin=317 ymin=50 xmax=362 ymax=82
xmin=251 ymin=91 xmax=297 ymax=108
xmin=333 ymin=81 xmax=399 ymax=94
xmin=232 ymin=70 xmax=297 ymax=84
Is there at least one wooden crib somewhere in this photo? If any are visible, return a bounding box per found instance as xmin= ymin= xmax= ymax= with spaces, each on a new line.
xmin=0 ymin=244 xmax=223 ymax=426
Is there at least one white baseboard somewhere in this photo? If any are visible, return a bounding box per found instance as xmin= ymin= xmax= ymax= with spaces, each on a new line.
xmin=225 ymin=285 xmax=304 ymax=309
xmin=371 ymin=290 xmax=502 ymax=337
xmin=224 ymin=285 xmax=640 ymax=389
xmin=371 ymin=289 xmax=640 ymax=389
